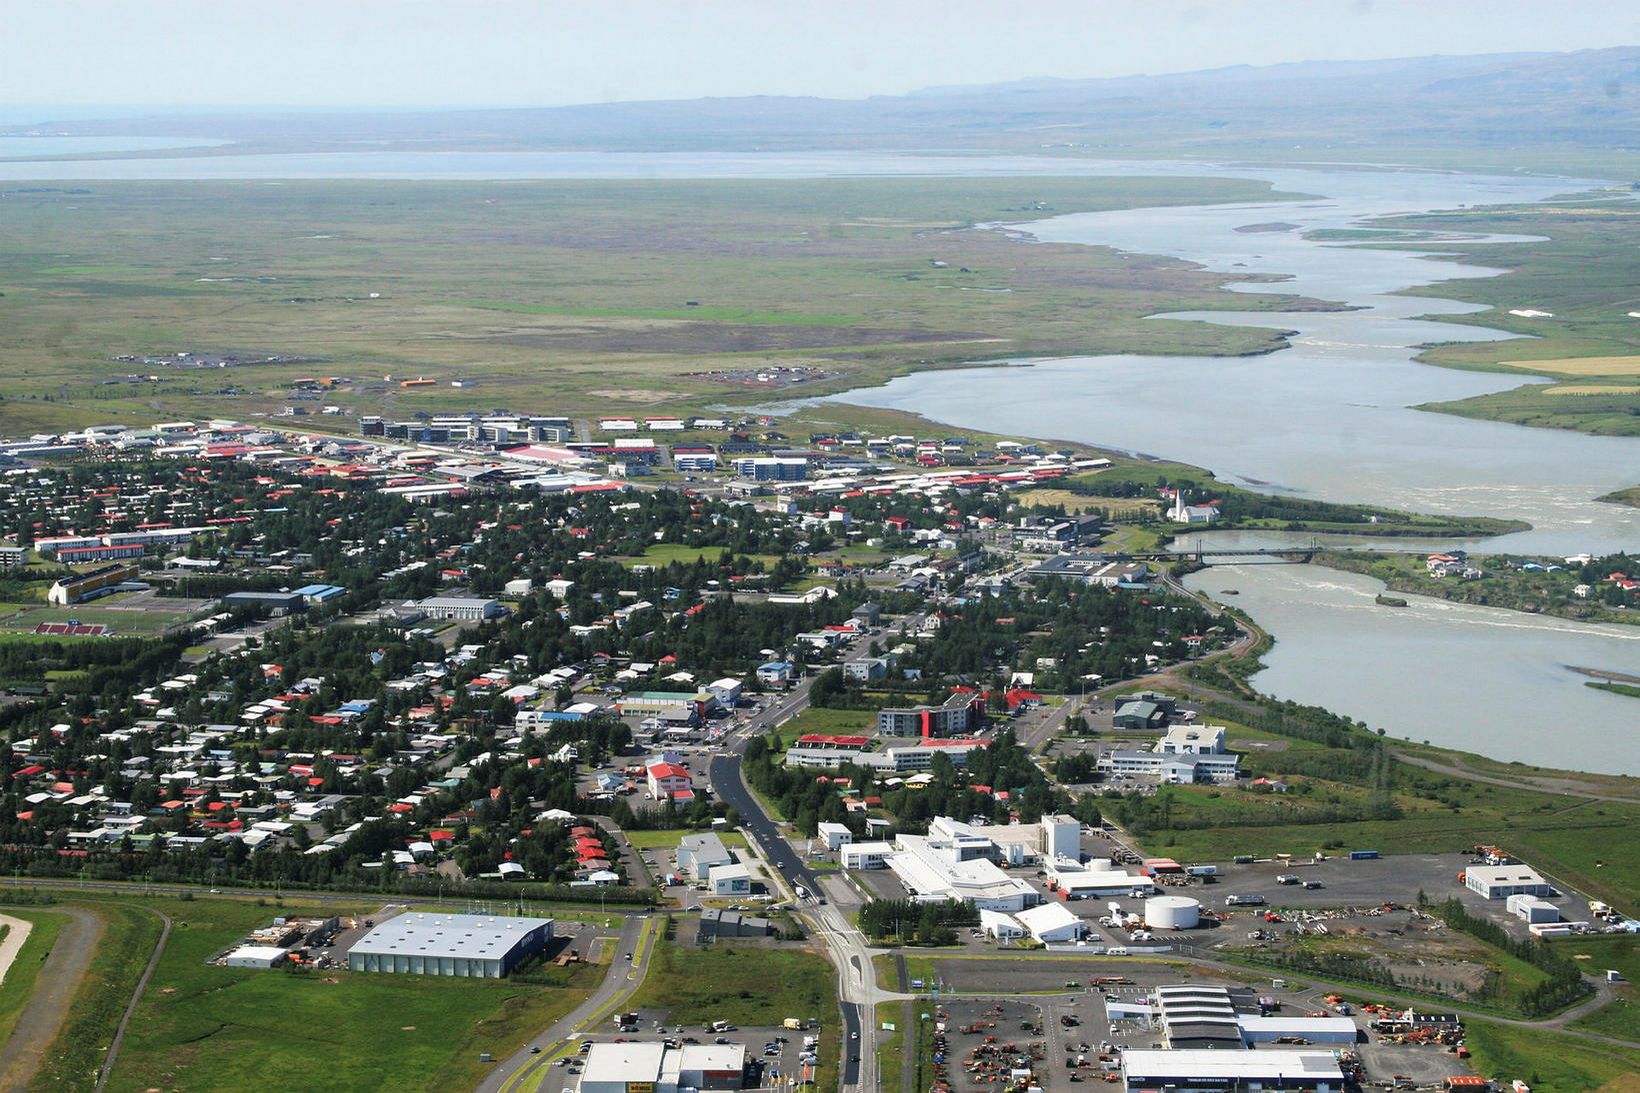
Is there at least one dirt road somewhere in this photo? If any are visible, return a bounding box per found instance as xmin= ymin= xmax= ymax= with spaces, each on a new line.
xmin=0 ymin=906 xmax=103 ymax=1093
xmin=0 ymin=917 xmax=34 ymax=989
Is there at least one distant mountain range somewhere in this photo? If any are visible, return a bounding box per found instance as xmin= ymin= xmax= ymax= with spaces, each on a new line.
xmin=8 ymin=47 xmax=1640 ymax=161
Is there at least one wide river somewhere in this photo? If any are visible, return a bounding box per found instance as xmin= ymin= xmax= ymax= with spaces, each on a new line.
xmin=3 ymin=145 xmax=1635 ymax=770
xmin=828 ymin=164 xmax=1640 ymax=773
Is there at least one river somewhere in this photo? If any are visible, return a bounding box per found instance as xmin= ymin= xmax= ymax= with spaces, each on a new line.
xmin=828 ymin=164 xmax=1640 ymax=772
xmin=2 ymin=143 xmax=1634 ymax=769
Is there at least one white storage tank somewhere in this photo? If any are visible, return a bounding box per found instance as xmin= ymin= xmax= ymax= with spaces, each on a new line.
xmin=1144 ymin=894 xmax=1201 ymax=930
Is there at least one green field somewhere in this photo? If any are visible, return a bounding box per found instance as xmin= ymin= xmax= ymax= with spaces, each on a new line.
xmin=623 ymin=827 xmax=748 ymax=850
xmin=778 ymin=707 xmax=878 ymax=737
xmin=625 ymin=940 xmax=837 ymax=1028
xmin=0 ymin=176 xmax=1321 ymax=437
xmin=1361 ymin=201 xmax=1640 ymax=439
xmin=621 ymin=543 xmax=783 ymax=570
xmin=102 ymin=895 xmax=601 ymax=1093
xmin=1462 ymin=1020 xmax=1640 ymax=1092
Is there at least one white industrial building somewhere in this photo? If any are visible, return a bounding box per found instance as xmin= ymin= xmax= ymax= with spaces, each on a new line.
xmin=817 ymin=821 xmax=853 ymax=852
xmin=1045 ymin=856 xmax=1152 ymax=899
xmin=224 ymin=945 xmax=290 ymax=968
xmin=347 ymin=912 xmax=553 ymax=978
xmin=580 ymin=1041 xmax=747 ymax=1093
xmin=1120 ymin=1050 xmax=1345 ymax=1092
xmin=885 ymin=833 xmax=1040 ymax=912
xmin=841 ymin=840 xmax=896 ymax=870
xmin=1466 ymin=864 xmax=1552 ymax=900
xmin=1237 ymin=1016 xmax=1359 ymax=1045
xmin=1508 ymin=893 xmax=1560 ymax=923
xmin=979 ymin=908 xmax=1026 ymax=940
xmin=1015 ymin=901 xmax=1084 ymax=943
xmin=1039 ymin=813 xmax=1081 ymax=860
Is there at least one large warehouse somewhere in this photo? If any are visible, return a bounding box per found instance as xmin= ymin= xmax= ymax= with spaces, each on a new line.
xmin=1465 ymin=864 xmax=1552 ymax=900
xmin=1120 ymin=1049 xmax=1345 ymax=1092
xmin=347 ymin=912 xmax=552 ymax=978
xmin=580 ymin=1042 xmax=747 ymax=1093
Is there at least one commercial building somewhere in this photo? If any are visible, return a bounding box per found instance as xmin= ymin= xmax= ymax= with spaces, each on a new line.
xmin=1099 ymin=726 xmax=1240 ymax=784
xmin=222 ymin=591 xmax=307 ymax=617
xmin=579 ymin=1041 xmax=747 ymax=1093
xmin=817 ymin=821 xmax=853 ymax=852
xmin=677 ymin=832 xmax=732 ymax=880
xmin=1508 ymin=893 xmax=1560 ymax=923
xmin=0 ymin=545 xmax=27 ymax=570
xmin=646 ymin=761 xmax=693 ymax=801
xmin=414 ymin=595 xmax=505 ymax=621
xmin=347 ymin=912 xmax=553 ymax=978
xmin=1466 ymin=864 xmax=1552 ymax=899
xmin=1120 ymin=1050 xmax=1344 ymax=1092
xmin=709 ymin=862 xmax=752 ymax=896
xmin=734 ymin=456 xmax=807 ymax=481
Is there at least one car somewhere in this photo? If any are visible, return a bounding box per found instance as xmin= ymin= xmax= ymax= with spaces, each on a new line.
xmin=716 ymin=1037 xmax=732 ymax=1045
xmin=531 ymin=1046 xmax=543 ymax=1055
xmin=682 ymin=1037 xmax=699 ymax=1044
xmin=850 ymin=1031 xmax=858 ymax=1039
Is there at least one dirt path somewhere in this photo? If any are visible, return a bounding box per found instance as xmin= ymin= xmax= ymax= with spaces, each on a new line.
xmin=95 ymin=906 xmax=171 ymax=1092
xmin=0 ymin=917 xmax=34 ymax=989
xmin=0 ymin=906 xmax=104 ymax=1093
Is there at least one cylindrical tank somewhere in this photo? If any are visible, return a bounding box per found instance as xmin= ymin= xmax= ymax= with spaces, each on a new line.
xmin=1144 ymin=894 xmax=1201 ymax=930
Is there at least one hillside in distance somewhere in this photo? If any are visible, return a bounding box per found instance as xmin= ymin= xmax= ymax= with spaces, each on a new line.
xmin=8 ymin=47 xmax=1640 ymax=168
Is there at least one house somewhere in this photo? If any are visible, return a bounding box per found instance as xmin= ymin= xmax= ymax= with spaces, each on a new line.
xmin=756 ymin=661 xmax=796 ymax=687
xmin=645 ymin=761 xmax=693 ymax=800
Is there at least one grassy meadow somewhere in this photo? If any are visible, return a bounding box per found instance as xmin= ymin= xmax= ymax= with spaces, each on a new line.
xmin=0 ymin=176 xmax=1319 ymax=437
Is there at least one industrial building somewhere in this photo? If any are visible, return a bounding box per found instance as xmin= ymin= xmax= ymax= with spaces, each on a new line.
xmin=579 ymin=1041 xmax=747 ymax=1093
xmin=224 ymin=945 xmax=290 ymax=968
xmin=1119 ymin=1050 xmax=1345 ymax=1092
xmin=1465 ymin=863 xmax=1552 ymax=899
xmin=347 ymin=912 xmax=552 ymax=978
xmin=1015 ymin=901 xmax=1083 ymax=942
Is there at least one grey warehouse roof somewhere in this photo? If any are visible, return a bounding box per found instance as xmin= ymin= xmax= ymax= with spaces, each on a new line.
xmin=349 ymin=912 xmax=551 ymax=961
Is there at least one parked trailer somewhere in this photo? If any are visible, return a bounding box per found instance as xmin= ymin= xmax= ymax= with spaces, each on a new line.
xmin=1349 ymin=850 xmax=1381 ymax=860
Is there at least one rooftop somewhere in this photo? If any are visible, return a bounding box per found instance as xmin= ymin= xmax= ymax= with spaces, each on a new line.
xmin=348 ymin=912 xmax=551 ymax=961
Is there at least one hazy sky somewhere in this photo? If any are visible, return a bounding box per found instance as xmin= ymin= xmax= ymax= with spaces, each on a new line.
xmin=6 ymin=0 xmax=1639 ymax=109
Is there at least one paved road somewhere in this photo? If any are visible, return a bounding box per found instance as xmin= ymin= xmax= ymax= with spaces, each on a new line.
xmin=0 ymin=907 xmax=103 ymax=1092
xmin=478 ymin=915 xmax=655 ymax=1093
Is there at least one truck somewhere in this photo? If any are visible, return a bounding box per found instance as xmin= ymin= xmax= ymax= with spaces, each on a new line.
xmin=784 ymin=1018 xmax=803 ymax=1031
xmin=1225 ymin=894 xmax=1266 ymax=906
xmin=1186 ymin=865 xmax=1217 ymax=877
xmin=1276 ymin=874 xmax=1301 ymax=885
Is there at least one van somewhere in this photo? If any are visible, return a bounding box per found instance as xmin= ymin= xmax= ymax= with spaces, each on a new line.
xmin=1225 ymin=894 xmax=1266 ymax=907
xmin=1106 ymin=946 xmax=1129 ymax=956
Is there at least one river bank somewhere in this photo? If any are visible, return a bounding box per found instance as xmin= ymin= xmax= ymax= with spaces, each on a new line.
xmin=822 ymin=161 xmax=1640 ymax=772
xmin=1314 ymin=551 xmax=1639 ymax=628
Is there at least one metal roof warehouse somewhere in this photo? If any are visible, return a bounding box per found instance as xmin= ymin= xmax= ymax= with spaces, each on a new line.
xmin=347 ymin=912 xmax=552 ymax=978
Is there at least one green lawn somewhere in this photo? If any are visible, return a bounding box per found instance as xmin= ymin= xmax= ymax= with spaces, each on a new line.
xmin=874 ymin=1002 xmax=906 ymax=1093
xmin=624 ymin=828 xmax=748 ymax=850
xmin=1461 ymin=1019 xmax=1640 ymax=1092
xmin=619 ymin=543 xmax=785 ymax=569
xmin=75 ymin=895 xmax=603 ymax=1093
xmin=778 ymin=707 xmax=878 ymax=737
xmin=0 ymin=910 xmax=67 ymax=1049
xmin=625 ymin=941 xmax=837 ymax=1029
